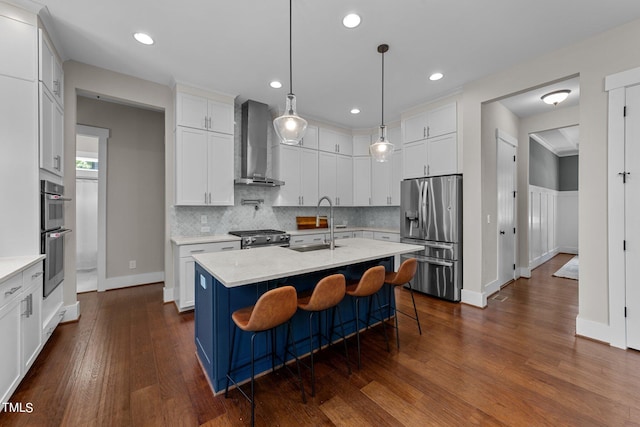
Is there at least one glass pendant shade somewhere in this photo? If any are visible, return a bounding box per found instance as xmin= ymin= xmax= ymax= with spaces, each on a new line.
xmin=274 ymin=94 xmax=307 ymax=145
xmin=370 ymin=125 xmax=394 ymax=162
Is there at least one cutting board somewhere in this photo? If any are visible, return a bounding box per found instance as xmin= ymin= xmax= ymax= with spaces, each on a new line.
xmin=296 ymin=216 xmax=328 ymax=230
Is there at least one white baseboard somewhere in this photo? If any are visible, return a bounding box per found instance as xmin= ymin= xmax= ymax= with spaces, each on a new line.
xmin=558 ymin=246 xmax=578 ymax=255
xmin=529 ymin=248 xmax=560 ymax=270
xmin=484 ymin=279 xmax=501 ymax=297
xmin=576 ymin=314 xmax=611 ymax=344
xmin=461 ymin=288 xmax=486 ymax=308
xmin=163 ymin=286 xmax=175 ymax=303
xmin=104 ymin=271 xmax=165 ymax=291
xmin=62 ymin=301 xmax=80 ymax=322
xmin=518 ymin=267 xmax=531 ymax=278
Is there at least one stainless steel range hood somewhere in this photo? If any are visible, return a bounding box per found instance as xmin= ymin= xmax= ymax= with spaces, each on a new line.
xmin=234 ymin=100 xmax=284 ymax=187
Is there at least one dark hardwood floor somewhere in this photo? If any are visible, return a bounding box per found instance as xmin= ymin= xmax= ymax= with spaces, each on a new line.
xmin=3 ymin=253 xmax=640 ymax=426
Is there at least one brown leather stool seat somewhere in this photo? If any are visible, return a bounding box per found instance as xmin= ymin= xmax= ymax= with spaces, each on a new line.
xmin=225 ymin=286 xmax=306 ymax=427
xmin=384 ymin=258 xmax=422 ymax=349
xmin=295 ymin=274 xmax=350 ymax=396
xmin=345 ymin=265 xmax=389 ymax=369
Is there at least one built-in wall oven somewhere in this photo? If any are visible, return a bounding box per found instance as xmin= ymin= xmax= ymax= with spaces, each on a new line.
xmin=41 ymin=180 xmax=72 ymax=298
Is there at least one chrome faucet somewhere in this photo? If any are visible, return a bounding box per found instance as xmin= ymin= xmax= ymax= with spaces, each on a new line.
xmin=316 ymin=196 xmax=335 ymax=250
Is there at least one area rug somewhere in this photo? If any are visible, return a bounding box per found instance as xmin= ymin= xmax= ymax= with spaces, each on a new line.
xmin=553 ymin=256 xmax=579 ymax=280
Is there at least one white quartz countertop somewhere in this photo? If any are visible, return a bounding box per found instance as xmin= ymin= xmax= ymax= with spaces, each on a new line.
xmin=288 ymin=227 xmax=399 ymax=236
xmin=0 ymin=255 xmax=45 ymax=282
xmin=192 ymin=238 xmax=423 ymax=288
xmin=171 ymin=234 xmax=242 ymax=246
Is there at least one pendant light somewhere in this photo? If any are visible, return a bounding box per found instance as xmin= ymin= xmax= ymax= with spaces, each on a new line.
xmin=273 ymin=0 xmax=307 ymax=145
xmin=370 ymin=44 xmax=394 ymax=162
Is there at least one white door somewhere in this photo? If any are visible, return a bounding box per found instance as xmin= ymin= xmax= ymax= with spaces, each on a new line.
xmin=176 ymin=127 xmax=209 ymax=205
xmin=336 ymin=155 xmax=353 ymax=206
xmin=371 ymin=158 xmax=390 ymax=205
xmin=208 ymin=133 xmax=234 ymax=205
xmin=274 ymin=145 xmax=300 ymax=206
xmin=625 ymin=84 xmax=640 ymax=350
xmin=427 ymin=133 xmax=457 ymax=176
xmin=318 ymin=151 xmax=336 ymax=200
xmin=353 ymin=157 xmax=371 ymax=206
xmin=497 ymin=131 xmax=517 ymax=287
xmin=403 ymin=140 xmax=427 ymax=179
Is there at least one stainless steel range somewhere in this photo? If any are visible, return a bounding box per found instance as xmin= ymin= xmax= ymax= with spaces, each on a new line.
xmin=229 ymin=229 xmax=290 ymax=249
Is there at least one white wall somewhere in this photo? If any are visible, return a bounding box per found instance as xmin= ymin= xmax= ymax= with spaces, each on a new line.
xmin=63 ymin=61 xmax=174 ymax=309
xmin=463 ymin=17 xmax=640 ymax=340
xmin=557 ymin=191 xmax=578 ymax=253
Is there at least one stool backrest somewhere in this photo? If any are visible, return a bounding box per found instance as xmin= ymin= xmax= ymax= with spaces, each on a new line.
xmin=393 ymin=258 xmax=418 ymax=284
xmin=350 ymin=265 xmax=386 ymax=297
xmin=248 ymin=286 xmax=297 ymax=331
xmin=306 ymin=274 xmax=346 ymax=311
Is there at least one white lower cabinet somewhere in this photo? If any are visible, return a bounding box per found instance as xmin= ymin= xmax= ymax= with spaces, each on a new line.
xmin=0 ymin=260 xmax=44 ymax=405
xmin=174 ymin=241 xmax=240 ymax=311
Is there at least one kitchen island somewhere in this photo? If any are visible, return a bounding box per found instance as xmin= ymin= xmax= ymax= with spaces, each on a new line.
xmin=193 ymin=238 xmax=424 ymax=394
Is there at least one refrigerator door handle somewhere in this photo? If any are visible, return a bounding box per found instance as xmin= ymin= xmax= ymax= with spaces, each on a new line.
xmin=421 ymin=180 xmax=428 ymax=233
xmin=425 ymin=242 xmax=453 ymax=250
xmin=413 ymin=255 xmax=453 ymax=268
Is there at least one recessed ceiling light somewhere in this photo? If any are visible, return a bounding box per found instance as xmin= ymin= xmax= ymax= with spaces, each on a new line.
xmin=343 ymin=13 xmax=361 ymax=29
xmin=429 ymin=72 xmax=444 ymax=81
xmin=270 ymin=81 xmax=283 ymax=89
xmin=350 ymin=108 xmax=360 ymax=114
xmin=133 ymin=32 xmax=154 ymax=45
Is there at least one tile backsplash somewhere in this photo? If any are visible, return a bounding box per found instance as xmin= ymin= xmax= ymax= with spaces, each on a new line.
xmin=171 ymin=185 xmax=400 ymax=236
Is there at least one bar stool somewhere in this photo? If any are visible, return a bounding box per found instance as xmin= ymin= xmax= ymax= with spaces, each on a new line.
xmin=384 ymin=258 xmax=421 ymax=349
xmin=225 ymin=286 xmax=306 ymax=427
xmin=295 ymin=274 xmax=351 ymax=396
xmin=345 ymin=265 xmax=389 ymax=369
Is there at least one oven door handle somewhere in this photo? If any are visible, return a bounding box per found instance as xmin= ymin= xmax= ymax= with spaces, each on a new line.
xmin=46 ymin=195 xmax=73 ymax=201
xmin=411 ymin=254 xmax=453 ymax=267
xmin=47 ymin=229 xmax=72 ymax=239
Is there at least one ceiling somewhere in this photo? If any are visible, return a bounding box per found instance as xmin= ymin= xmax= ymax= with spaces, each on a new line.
xmin=531 ymin=125 xmax=580 ymax=157
xmin=20 ymin=0 xmax=640 ymax=130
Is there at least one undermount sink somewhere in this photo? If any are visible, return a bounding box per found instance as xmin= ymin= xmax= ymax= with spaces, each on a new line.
xmin=288 ymin=243 xmax=340 ymax=252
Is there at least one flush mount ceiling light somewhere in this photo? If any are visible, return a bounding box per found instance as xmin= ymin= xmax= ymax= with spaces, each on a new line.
xmin=273 ymin=0 xmax=307 ymax=145
xmin=429 ymin=72 xmax=444 ymax=81
xmin=342 ymin=13 xmax=361 ymax=28
xmin=541 ymin=89 xmax=571 ymax=106
xmin=370 ymin=44 xmax=394 ymax=162
xmin=270 ymin=80 xmax=283 ymax=89
xmin=133 ymin=32 xmax=154 ymax=45
xmin=350 ymin=108 xmax=360 ymax=114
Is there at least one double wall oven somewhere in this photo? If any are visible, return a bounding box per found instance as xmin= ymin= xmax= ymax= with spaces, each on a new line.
xmin=41 ymin=180 xmax=72 ymax=298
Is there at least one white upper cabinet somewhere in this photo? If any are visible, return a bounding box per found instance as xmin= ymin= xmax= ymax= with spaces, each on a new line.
xmin=0 ymin=14 xmax=36 ymax=81
xmin=427 ymin=103 xmax=456 ymax=138
xmin=402 ymin=102 xmax=458 ymax=178
xmin=353 ymin=156 xmax=371 ymax=206
xmin=403 ymin=111 xmax=429 ymax=144
xmin=372 ymin=150 xmax=402 ymax=205
xmin=353 ymin=134 xmax=371 ymax=157
xmin=175 ymin=127 xmax=234 ymax=205
xmin=39 ymin=29 xmax=63 ymax=108
xmin=403 ymin=102 xmax=456 ymax=144
xmin=319 ymin=128 xmax=352 ymax=155
xmin=39 ymin=82 xmax=64 ymax=177
xmin=273 ymin=145 xmax=318 ymax=206
xmin=427 ymin=133 xmax=457 ymax=177
xmin=319 ymin=152 xmax=352 ymax=206
xmin=299 ymin=125 xmax=318 ymax=150
xmin=177 ymin=92 xmax=234 ymax=135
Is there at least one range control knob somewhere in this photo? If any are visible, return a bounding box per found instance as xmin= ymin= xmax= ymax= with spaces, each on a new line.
xmin=279 ymin=235 xmax=286 ymax=241
xmin=266 ymin=236 xmax=271 ymax=242
xmin=244 ymin=237 xmax=252 ymax=245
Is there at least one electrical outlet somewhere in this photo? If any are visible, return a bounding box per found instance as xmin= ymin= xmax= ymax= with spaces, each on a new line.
xmin=129 ymin=260 xmax=136 ymax=269
xmin=201 ymin=226 xmax=211 ymax=233
xmin=200 ymin=215 xmax=207 ymax=224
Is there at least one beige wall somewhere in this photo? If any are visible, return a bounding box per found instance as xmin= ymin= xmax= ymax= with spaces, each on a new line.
xmin=480 ymin=101 xmax=519 ymax=286
xmin=76 ymin=97 xmax=164 ymax=278
xmin=63 ymin=61 xmax=174 ymax=307
xmin=463 ymin=17 xmax=640 ymax=333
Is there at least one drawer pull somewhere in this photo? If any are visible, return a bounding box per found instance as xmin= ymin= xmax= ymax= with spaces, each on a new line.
xmin=381 ymin=236 xmax=390 ymax=240
xmin=5 ymin=286 xmax=22 ymax=297
xmin=32 ymin=271 xmax=43 ymax=279
xmin=190 ymin=249 xmax=205 ymax=254
xmin=221 ymin=246 xmax=235 ymax=251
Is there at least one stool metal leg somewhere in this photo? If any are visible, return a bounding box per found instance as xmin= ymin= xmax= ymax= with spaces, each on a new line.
xmin=225 ymin=325 xmax=237 ymax=398
xmin=308 ymin=311 xmax=316 ymax=396
xmin=250 ymin=332 xmax=257 ymax=427
xmin=408 ymin=282 xmax=422 ymax=335
xmin=374 ymin=293 xmax=390 ymax=352
xmin=335 ymin=305 xmax=351 ymax=374
xmin=392 ymin=286 xmax=400 ymax=349
xmin=286 ymin=321 xmax=307 ymax=403
xmin=353 ymin=297 xmax=362 ymax=369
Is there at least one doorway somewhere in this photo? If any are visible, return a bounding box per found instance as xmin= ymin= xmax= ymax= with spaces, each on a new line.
xmin=496 ymin=130 xmax=517 ymax=287
xmin=75 ymin=125 xmax=109 ymax=293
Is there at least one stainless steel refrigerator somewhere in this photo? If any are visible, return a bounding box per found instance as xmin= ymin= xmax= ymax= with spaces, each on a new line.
xmin=400 ymin=174 xmax=462 ymax=302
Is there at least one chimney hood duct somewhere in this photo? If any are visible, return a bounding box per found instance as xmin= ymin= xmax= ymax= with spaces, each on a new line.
xmin=234 ymin=100 xmax=284 ymax=187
